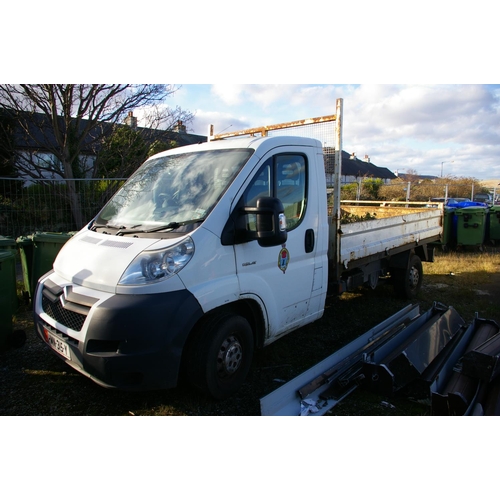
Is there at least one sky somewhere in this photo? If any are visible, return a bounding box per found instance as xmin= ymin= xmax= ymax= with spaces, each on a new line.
xmin=158 ymin=84 xmax=500 ymax=181
xmin=5 ymin=4 xmax=498 ymax=182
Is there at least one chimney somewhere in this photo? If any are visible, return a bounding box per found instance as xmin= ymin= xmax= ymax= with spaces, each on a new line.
xmin=350 ymin=152 xmax=356 ymax=160
xmin=363 ymin=155 xmax=370 ymax=163
xmin=173 ymin=120 xmax=186 ymax=133
xmin=124 ymin=111 xmax=137 ymax=129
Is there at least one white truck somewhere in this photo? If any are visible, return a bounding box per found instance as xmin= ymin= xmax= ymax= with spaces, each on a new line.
xmin=33 ymin=99 xmax=443 ymax=399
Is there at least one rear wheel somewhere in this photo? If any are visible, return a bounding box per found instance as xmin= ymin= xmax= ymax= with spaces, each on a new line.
xmin=392 ymin=254 xmax=423 ymax=299
xmin=187 ymin=313 xmax=254 ymax=400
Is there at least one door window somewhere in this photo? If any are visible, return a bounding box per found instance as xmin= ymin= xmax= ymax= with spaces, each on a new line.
xmin=243 ymin=154 xmax=307 ymax=231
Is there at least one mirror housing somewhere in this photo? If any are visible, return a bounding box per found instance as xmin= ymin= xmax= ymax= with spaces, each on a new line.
xmin=245 ymin=197 xmax=287 ymax=247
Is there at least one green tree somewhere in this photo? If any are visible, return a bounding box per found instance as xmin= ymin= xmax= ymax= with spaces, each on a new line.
xmin=148 ymin=139 xmax=178 ymax=158
xmin=340 ymin=182 xmax=358 ymax=200
xmin=363 ymin=178 xmax=383 ymax=199
xmin=96 ymin=126 xmax=149 ymax=179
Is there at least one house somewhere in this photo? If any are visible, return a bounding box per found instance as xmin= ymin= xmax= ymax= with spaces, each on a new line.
xmin=323 ymin=148 xmax=397 ymax=186
xmin=2 ymin=108 xmax=398 ymax=186
xmin=394 ymin=171 xmax=438 ymax=182
xmin=0 ymin=109 xmax=206 ymax=180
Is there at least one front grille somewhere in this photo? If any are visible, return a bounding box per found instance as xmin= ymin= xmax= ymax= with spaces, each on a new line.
xmin=42 ymin=295 xmax=87 ymax=331
xmin=41 ymin=279 xmax=98 ymax=332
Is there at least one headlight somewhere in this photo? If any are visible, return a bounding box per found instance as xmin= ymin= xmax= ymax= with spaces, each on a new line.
xmin=118 ymin=237 xmax=194 ymax=285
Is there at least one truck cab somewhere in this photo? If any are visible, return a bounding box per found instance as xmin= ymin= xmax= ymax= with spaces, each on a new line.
xmin=33 ymin=134 xmax=330 ymax=399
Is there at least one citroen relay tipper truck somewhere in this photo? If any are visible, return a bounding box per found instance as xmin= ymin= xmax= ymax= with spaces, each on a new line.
xmin=33 ymin=99 xmax=443 ymax=399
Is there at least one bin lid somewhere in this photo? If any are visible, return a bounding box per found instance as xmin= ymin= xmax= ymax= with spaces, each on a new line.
xmin=0 ymin=236 xmax=16 ymax=247
xmin=0 ymin=250 xmax=15 ymax=262
xmin=16 ymin=235 xmax=35 ymax=245
xmin=448 ymin=201 xmax=487 ymax=208
xmin=455 ymin=206 xmax=488 ymax=214
xmin=32 ymin=232 xmax=75 ymax=243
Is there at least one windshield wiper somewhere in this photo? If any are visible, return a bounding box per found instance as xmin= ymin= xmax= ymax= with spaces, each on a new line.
xmin=90 ymin=221 xmax=141 ymax=232
xmin=116 ymin=219 xmax=204 ymax=236
xmin=90 ymin=222 xmax=125 ymax=231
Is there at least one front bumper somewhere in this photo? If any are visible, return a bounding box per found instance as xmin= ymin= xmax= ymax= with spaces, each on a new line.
xmin=34 ymin=276 xmax=203 ymax=391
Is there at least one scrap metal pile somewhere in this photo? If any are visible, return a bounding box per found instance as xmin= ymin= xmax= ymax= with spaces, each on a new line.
xmin=260 ymin=303 xmax=500 ymax=416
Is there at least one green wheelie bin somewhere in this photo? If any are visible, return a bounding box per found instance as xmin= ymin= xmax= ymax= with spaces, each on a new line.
xmin=0 ymin=236 xmax=18 ymax=310
xmin=489 ymin=206 xmax=500 ymax=243
xmin=441 ymin=207 xmax=456 ymax=250
xmin=30 ymin=232 xmax=74 ymax=296
xmin=454 ymin=206 xmax=488 ymax=248
xmin=0 ymin=250 xmax=16 ymax=352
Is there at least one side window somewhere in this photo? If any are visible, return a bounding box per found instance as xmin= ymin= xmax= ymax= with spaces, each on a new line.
xmin=242 ymin=160 xmax=272 ymax=232
xmin=243 ymin=160 xmax=272 ymax=207
xmin=242 ymin=154 xmax=307 ymax=231
xmin=276 ymin=155 xmax=306 ymax=230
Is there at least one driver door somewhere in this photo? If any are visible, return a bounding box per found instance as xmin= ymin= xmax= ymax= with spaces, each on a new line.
xmin=233 ymin=148 xmax=319 ymax=342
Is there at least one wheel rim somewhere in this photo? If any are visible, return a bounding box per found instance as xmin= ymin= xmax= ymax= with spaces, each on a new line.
xmin=217 ymin=335 xmax=243 ymax=377
xmin=409 ymin=266 xmax=420 ymax=288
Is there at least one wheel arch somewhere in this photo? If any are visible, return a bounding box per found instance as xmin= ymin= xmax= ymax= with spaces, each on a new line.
xmin=215 ymin=299 xmax=267 ymax=349
xmin=180 ymin=298 xmax=267 ymax=374
xmin=388 ymin=248 xmax=413 ymax=270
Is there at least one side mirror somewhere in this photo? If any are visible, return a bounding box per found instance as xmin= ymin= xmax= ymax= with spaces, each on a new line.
xmin=245 ymin=197 xmax=287 ymax=247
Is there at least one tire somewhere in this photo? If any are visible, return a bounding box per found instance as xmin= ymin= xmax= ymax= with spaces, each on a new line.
xmin=392 ymin=254 xmax=423 ymax=299
xmin=187 ymin=313 xmax=254 ymax=400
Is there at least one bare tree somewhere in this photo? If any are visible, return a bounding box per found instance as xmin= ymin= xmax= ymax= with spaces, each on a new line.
xmin=405 ymin=168 xmax=420 ymax=182
xmin=0 ymin=84 xmax=191 ymax=227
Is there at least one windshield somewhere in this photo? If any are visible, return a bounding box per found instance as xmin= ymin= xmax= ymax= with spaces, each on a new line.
xmin=95 ymin=148 xmax=253 ymax=232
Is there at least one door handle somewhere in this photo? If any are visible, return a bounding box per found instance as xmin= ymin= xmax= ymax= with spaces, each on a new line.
xmin=305 ymin=229 xmax=315 ymax=253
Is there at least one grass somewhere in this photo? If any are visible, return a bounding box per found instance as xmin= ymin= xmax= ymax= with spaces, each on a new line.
xmin=2 ymin=246 xmax=500 ymax=416
xmin=425 ymin=249 xmax=500 ymax=278
xmin=422 ymin=247 xmax=500 ymax=323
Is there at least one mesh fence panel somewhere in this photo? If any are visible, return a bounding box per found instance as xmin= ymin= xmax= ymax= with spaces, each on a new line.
xmin=0 ymin=178 xmax=125 ymax=238
xmin=267 ymin=121 xmax=337 ymax=148
xmin=268 ymin=121 xmax=338 ymax=182
xmin=0 ymin=170 xmax=488 ymax=239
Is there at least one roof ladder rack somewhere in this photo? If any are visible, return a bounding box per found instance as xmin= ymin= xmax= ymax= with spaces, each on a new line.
xmin=208 ymin=114 xmax=338 ymax=141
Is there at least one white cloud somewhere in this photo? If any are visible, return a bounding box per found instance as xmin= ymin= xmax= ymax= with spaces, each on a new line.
xmin=210 ymin=85 xmax=246 ymax=106
xmin=190 ymin=109 xmax=250 ymax=137
xmin=210 ymin=84 xmax=300 ymax=109
xmin=179 ymin=83 xmax=500 ymax=179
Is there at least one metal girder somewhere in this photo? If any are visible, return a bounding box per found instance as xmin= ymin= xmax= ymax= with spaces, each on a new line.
xmin=362 ymin=305 xmax=465 ymax=396
xmin=483 ymin=377 xmax=500 ymax=415
xmin=260 ymin=304 xmax=421 ymax=416
xmin=431 ymin=317 xmax=500 ymax=416
xmin=461 ymin=326 xmax=500 ymax=382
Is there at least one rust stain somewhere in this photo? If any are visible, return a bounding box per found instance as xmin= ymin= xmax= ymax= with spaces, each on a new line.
xmin=212 ymin=114 xmax=337 ymax=140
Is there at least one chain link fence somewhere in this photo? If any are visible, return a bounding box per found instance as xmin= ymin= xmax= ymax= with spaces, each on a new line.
xmin=0 ymin=175 xmax=494 ymax=239
xmin=0 ymin=177 xmax=126 ymax=238
xmin=341 ymin=178 xmax=493 ymax=203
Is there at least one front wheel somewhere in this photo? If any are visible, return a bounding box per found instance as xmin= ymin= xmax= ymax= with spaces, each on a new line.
xmin=392 ymin=254 xmax=423 ymax=299
xmin=187 ymin=313 xmax=254 ymax=400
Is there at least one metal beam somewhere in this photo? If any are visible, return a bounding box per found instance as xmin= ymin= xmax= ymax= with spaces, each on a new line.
xmin=260 ymin=304 xmax=420 ymax=416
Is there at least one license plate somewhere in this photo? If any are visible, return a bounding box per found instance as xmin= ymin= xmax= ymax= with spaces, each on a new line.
xmin=45 ymin=328 xmax=71 ymax=360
